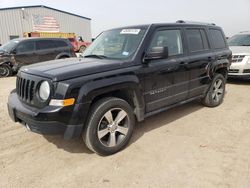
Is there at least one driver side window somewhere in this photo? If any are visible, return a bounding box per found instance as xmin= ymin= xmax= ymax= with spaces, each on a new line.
xmin=16 ymin=41 xmax=35 ymax=54
xmin=149 ymin=29 xmax=183 ymax=56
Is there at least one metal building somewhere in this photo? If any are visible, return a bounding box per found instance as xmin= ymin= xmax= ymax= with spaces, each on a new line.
xmin=0 ymin=5 xmax=91 ymax=45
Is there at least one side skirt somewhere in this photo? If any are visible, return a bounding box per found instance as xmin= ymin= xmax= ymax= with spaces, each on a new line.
xmin=144 ymin=95 xmax=204 ymax=119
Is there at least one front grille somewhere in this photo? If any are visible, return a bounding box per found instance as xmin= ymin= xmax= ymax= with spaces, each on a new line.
xmin=16 ymin=76 xmax=36 ymax=102
xmin=229 ymin=69 xmax=239 ymax=73
xmin=231 ymin=55 xmax=245 ymax=63
xmin=243 ymin=69 xmax=250 ymax=73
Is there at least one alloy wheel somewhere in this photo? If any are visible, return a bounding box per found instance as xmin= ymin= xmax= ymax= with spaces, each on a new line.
xmin=212 ymin=79 xmax=224 ymax=103
xmin=97 ymin=108 xmax=129 ymax=147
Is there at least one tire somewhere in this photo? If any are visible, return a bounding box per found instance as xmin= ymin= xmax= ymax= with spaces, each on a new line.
xmin=0 ymin=64 xmax=12 ymax=78
xmin=83 ymin=97 xmax=135 ymax=156
xmin=79 ymin=46 xmax=86 ymax=53
xmin=202 ymin=73 xmax=226 ymax=107
xmin=58 ymin=56 xmax=69 ymax=59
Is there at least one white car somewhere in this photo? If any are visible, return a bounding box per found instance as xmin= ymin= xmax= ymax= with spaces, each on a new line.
xmin=228 ymin=31 xmax=250 ymax=78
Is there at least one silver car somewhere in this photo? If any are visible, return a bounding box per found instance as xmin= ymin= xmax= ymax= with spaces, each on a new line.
xmin=228 ymin=32 xmax=250 ymax=78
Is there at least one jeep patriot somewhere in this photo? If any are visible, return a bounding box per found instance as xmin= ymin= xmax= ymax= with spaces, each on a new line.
xmin=8 ymin=21 xmax=232 ymax=155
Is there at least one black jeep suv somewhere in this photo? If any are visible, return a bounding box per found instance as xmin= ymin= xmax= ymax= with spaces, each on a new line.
xmin=0 ymin=38 xmax=76 ymax=77
xmin=8 ymin=22 xmax=232 ymax=155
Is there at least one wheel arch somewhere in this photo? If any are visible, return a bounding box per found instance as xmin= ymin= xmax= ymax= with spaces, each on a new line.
xmin=209 ymin=59 xmax=229 ymax=79
xmin=77 ymin=75 xmax=145 ymax=122
xmin=55 ymin=53 xmax=70 ymax=59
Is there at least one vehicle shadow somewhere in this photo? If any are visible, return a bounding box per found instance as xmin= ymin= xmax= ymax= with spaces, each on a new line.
xmin=42 ymin=101 xmax=203 ymax=154
xmin=227 ymin=78 xmax=250 ymax=85
xmin=129 ymin=101 xmax=203 ymax=146
xmin=43 ymin=136 xmax=93 ymax=154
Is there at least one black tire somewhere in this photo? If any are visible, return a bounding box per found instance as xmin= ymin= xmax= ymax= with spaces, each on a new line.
xmin=0 ymin=64 xmax=12 ymax=77
xmin=79 ymin=46 xmax=86 ymax=53
xmin=58 ymin=56 xmax=69 ymax=59
xmin=202 ymin=73 xmax=226 ymax=107
xmin=83 ymin=97 xmax=135 ymax=156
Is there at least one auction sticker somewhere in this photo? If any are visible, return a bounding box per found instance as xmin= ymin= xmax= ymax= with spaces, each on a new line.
xmin=120 ymin=29 xmax=141 ymax=35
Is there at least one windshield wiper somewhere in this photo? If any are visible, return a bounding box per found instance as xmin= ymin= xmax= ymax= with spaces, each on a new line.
xmin=242 ymin=44 xmax=250 ymax=46
xmin=84 ymin=54 xmax=108 ymax=59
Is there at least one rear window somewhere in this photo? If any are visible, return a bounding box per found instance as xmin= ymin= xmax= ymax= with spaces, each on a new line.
xmin=36 ymin=40 xmax=57 ymax=50
xmin=209 ymin=29 xmax=226 ymax=49
xmin=186 ymin=29 xmax=209 ymax=52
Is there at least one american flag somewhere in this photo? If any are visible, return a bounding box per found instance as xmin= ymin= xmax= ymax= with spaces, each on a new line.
xmin=33 ymin=14 xmax=60 ymax=32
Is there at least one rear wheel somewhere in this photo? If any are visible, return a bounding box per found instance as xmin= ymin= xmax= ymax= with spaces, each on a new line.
xmin=0 ymin=64 xmax=12 ymax=77
xmin=79 ymin=46 xmax=86 ymax=53
xmin=83 ymin=97 xmax=135 ymax=155
xmin=58 ymin=56 xmax=69 ymax=59
xmin=202 ymin=73 xmax=226 ymax=107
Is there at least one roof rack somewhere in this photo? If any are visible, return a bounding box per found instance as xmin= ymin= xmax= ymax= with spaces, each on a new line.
xmin=176 ymin=20 xmax=216 ymax=26
xmin=239 ymin=31 xmax=250 ymax=33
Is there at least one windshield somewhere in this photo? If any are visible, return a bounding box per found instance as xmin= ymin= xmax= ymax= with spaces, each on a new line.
xmin=0 ymin=40 xmax=19 ymax=52
xmin=83 ymin=28 xmax=147 ymax=60
xmin=228 ymin=34 xmax=250 ymax=46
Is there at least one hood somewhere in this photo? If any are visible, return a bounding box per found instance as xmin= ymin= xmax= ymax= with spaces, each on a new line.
xmin=20 ymin=57 xmax=127 ymax=81
xmin=229 ymin=46 xmax=250 ymax=55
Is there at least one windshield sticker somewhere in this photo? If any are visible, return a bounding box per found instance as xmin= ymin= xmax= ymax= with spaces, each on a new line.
xmin=120 ymin=29 xmax=141 ymax=35
xmin=122 ymin=51 xmax=129 ymax=56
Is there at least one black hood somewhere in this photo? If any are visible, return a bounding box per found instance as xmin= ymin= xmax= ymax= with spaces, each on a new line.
xmin=20 ymin=58 xmax=127 ymax=81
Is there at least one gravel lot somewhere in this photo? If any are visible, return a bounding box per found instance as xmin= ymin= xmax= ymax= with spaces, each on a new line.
xmin=0 ymin=77 xmax=250 ymax=188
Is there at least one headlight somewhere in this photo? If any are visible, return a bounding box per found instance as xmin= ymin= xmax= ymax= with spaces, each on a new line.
xmin=39 ymin=81 xmax=50 ymax=101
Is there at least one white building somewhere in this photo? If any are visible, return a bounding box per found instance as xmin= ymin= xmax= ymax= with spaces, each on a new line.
xmin=0 ymin=5 xmax=92 ymax=44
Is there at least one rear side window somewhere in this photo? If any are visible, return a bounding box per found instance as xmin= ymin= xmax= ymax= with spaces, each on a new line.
xmin=16 ymin=41 xmax=35 ymax=53
xmin=209 ymin=29 xmax=226 ymax=49
xmin=36 ymin=40 xmax=56 ymax=50
xmin=55 ymin=40 xmax=69 ymax=48
xmin=149 ymin=29 xmax=183 ymax=56
xmin=186 ymin=29 xmax=209 ymax=52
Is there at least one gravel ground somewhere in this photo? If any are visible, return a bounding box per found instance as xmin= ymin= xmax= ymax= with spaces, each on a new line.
xmin=0 ymin=77 xmax=250 ymax=188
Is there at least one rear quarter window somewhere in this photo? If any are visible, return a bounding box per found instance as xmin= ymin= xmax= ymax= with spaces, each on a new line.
xmin=55 ymin=40 xmax=69 ymax=48
xmin=209 ymin=29 xmax=226 ymax=49
xmin=186 ymin=29 xmax=209 ymax=52
xmin=36 ymin=40 xmax=57 ymax=50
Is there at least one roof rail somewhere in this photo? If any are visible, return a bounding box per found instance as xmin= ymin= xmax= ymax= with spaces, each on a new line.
xmin=176 ymin=20 xmax=185 ymax=23
xmin=176 ymin=20 xmax=216 ymax=26
xmin=240 ymin=31 xmax=250 ymax=33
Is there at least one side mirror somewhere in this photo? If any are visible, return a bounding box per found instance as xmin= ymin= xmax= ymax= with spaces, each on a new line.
xmin=144 ymin=46 xmax=169 ymax=62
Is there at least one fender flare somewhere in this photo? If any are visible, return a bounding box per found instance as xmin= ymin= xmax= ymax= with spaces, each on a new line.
xmin=0 ymin=57 xmax=12 ymax=66
xmin=76 ymin=75 xmax=145 ymax=121
xmin=208 ymin=59 xmax=230 ymax=78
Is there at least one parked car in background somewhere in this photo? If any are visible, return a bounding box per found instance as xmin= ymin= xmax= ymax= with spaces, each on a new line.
xmin=228 ymin=31 xmax=250 ymax=78
xmin=0 ymin=38 xmax=76 ymax=77
xmin=24 ymin=32 xmax=91 ymax=53
xmin=8 ymin=21 xmax=231 ymax=155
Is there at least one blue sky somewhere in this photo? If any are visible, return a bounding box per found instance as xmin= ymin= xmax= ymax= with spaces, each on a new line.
xmin=1 ymin=0 xmax=250 ymax=37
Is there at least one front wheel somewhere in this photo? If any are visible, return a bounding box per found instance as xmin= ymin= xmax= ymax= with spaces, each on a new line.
xmin=83 ymin=97 xmax=135 ymax=155
xmin=202 ymin=73 xmax=226 ymax=107
xmin=0 ymin=64 xmax=12 ymax=77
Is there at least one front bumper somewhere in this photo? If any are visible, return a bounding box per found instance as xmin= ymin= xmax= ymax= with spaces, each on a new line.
xmin=7 ymin=92 xmax=85 ymax=139
xmin=228 ymin=55 xmax=250 ymax=78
